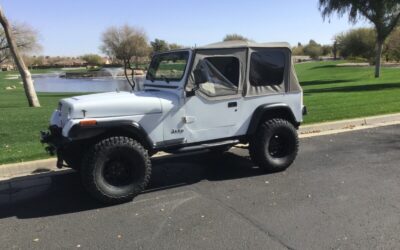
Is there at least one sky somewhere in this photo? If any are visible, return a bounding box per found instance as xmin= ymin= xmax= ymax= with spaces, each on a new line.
xmin=0 ymin=0 xmax=370 ymax=56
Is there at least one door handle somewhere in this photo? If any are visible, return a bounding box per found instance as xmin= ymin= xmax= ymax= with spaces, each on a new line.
xmin=228 ymin=102 xmax=237 ymax=108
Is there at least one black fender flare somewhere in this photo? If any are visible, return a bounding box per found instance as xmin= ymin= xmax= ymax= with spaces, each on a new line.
xmin=68 ymin=120 xmax=154 ymax=150
xmin=247 ymin=103 xmax=299 ymax=136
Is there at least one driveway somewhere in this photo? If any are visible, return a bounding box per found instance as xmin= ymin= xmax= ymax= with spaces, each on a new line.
xmin=1 ymin=125 xmax=400 ymax=249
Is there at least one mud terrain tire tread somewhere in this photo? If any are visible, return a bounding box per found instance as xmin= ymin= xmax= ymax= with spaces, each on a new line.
xmin=249 ymin=118 xmax=299 ymax=172
xmin=81 ymin=136 xmax=151 ymax=204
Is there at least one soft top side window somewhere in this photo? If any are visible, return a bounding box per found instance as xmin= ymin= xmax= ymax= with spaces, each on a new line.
xmin=249 ymin=51 xmax=285 ymax=87
xmin=195 ymin=56 xmax=240 ymax=97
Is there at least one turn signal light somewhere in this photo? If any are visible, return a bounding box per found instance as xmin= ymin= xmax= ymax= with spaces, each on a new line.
xmin=79 ymin=120 xmax=97 ymax=126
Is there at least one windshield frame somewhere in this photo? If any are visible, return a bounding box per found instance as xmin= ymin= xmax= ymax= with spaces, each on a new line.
xmin=146 ymin=50 xmax=191 ymax=83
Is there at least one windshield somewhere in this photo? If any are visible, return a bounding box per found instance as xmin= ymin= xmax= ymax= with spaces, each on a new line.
xmin=146 ymin=51 xmax=189 ymax=82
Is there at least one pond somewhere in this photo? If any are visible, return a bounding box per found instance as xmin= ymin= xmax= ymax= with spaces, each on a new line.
xmin=32 ymin=71 xmax=145 ymax=93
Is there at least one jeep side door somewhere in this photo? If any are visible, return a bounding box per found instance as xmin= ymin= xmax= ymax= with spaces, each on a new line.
xmin=182 ymin=49 xmax=246 ymax=143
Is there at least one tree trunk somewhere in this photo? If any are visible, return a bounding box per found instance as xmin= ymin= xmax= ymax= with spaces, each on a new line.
xmin=123 ymin=60 xmax=131 ymax=85
xmin=375 ymin=40 xmax=384 ymax=78
xmin=0 ymin=6 xmax=40 ymax=107
xmin=123 ymin=59 xmax=135 ymax=90
xmin=128 ymin=62 xmax=136 ymax=91
xmin=333 ymin=41 xmax=338 ymax=60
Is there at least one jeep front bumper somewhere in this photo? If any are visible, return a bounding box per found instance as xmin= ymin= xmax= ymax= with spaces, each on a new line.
xmin=40 ymin=125 xmax=70 ymax=168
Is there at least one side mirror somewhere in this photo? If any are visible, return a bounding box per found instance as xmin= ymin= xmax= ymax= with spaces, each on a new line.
xmin=193 ymin=68 xmax=208 ymax=85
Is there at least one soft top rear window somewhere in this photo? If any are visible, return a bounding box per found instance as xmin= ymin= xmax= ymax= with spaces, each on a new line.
xmin=249 ymin=51 xmax=285 ymax=86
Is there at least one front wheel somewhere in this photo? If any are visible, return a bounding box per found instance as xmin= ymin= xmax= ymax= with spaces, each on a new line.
xmin=81 ymin=136 xmax=152 ymax=204
xmin=62 ymin=143 xmax=84 ymax=171
xmin=249 ymin=118 xmax=299 ymax=172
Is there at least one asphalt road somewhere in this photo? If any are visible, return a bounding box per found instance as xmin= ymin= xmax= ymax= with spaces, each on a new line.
xmin=1 ymin=125 xmax=400 ymax=249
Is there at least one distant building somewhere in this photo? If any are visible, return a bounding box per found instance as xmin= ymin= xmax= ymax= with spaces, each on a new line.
xmin=102 ymin=57 xmax=111 ymax=65
xmin=1 ymin=63 xmax=15 ymax=71
xmin=53 ymin=59 xmax=87 ymax=67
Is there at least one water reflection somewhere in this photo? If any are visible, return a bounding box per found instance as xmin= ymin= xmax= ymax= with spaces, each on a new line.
xmin=33 ymin=73 xmax=144 ymax=93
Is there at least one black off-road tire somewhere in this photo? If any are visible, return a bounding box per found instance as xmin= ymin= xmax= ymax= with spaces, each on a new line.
xmin=249 ymin=118 xmax=299 ymax=172
xmin=81 ymin=136 xmax=152 ymax=204
xmin=63 ymin=144 xmax=84 ymax=171
xmin=63 ymin=155 xmax=81 ymax=171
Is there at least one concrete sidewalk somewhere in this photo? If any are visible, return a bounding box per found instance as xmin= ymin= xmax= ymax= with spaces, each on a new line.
xmin=1 ymin=112 xmax=400 ymax=180
xmin=299 ymin=112 xmax=400 ymax=136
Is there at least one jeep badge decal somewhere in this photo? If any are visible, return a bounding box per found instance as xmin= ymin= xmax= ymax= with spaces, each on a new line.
xmin=171 ymin=129 xmax=184 ymax=134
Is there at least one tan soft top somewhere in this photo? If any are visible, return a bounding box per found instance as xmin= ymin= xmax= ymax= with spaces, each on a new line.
xmin=185 ymin=40 xmax=301 ymax=97
xmin=197 ymin=40 xmax=291 ymax=50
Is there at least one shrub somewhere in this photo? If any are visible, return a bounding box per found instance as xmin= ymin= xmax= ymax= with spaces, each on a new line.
xmin=335 ymin=28 xmax=376 ymax=61
xmin=303 ymin=40 xmax=323 ymax=59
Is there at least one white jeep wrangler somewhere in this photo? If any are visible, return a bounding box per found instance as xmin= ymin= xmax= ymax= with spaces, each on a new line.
xmin=41 ymin=41 xmax=306 ymax=204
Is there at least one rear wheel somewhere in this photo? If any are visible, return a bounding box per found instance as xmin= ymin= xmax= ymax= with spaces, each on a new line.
xmin=249 ymin=118 xmax=299 ymax=172
xmin=81 ymin=136 xmax=151 ymax=204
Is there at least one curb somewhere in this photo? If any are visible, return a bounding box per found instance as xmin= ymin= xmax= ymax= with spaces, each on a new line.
xmin=0 ymin=152 xmax=172 ymax=181
xmin=1 ymin=112 xmax=400 ymax=180
xmin=299 ymin=113 xmax=400 ymax=135
xmin=0 ymin=158 xmax=58 ymax=181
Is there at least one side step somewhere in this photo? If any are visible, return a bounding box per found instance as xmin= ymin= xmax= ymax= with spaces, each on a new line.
xmin=169 ymin=140 xmax=240 ymax=154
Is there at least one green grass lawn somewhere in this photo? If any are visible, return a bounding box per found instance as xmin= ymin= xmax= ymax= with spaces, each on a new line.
xmin=297 ymin=61 xmax=400 ymax=123
xmin=0 ymin=61 xmax=399 ymax=164
xmin=0 ymin=69 xmax=75 ymax=164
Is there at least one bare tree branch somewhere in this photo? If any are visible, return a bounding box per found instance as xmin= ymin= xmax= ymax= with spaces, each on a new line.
xmin=0 ymin=22 xmax=41 ymax=65
xmin=0 ymin=5 xmax=40 ymax=107
xmin=100 ymin=25 xmax=149 ymax=90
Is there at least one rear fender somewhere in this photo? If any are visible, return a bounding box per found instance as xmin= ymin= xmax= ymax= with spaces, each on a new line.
xmin=247 ymin=103 xmax=299 ymax=136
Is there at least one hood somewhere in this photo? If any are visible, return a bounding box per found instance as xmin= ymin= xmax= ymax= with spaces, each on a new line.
xmin=60 ymin=91 xmax=164 ymax=119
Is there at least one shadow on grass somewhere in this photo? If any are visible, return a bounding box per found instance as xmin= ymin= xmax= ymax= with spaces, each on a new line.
xmin=301 ymin=79 xmax=354 ymax=87
xmin=0 ymin=150 xmax=270 ymax=219
xmin=304 ymin=82 xmax=400 ymax=94
xmin=310 ymin=64 xmax=338 ymax=70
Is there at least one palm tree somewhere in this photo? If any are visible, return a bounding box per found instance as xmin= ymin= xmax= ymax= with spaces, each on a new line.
xmin=319 ymin=0 xmax=400 ymax=78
